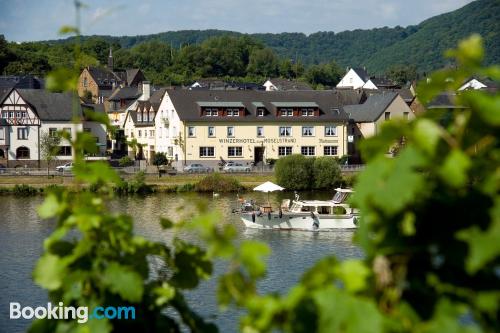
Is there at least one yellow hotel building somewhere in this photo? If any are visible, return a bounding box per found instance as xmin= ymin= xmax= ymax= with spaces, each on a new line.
xmin=156 ymin=89 xmax=365 ymax=169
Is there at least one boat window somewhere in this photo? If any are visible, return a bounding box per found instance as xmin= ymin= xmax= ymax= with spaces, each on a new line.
xmin=300 ymin=206 xmax=312 ymax=212
xmin=332 ymin=191 xmax=349 ymax=203
xmin=318 ymin=206 xmax=330 ymax=214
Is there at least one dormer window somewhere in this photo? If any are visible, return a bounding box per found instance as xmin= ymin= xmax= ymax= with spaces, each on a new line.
xmin=138 ymin=113 xmax=142 ymax=122
xmin=205 ymin=108 xmax=218 ymax=117
xmin=280 ymin=109 xmax=293 ymax=117
xmin=149 ymin=112 xmax=154 ymax=121
xmin=257 ymin=109 xmax=264 ymax=117
xmin=301 ymin=108 xmax=314 ymax=116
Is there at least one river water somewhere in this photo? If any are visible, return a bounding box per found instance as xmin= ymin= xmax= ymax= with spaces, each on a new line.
xmin=0 ymin=192 xmax=362 ymax=332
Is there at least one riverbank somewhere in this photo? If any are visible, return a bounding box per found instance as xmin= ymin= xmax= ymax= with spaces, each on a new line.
xmin=0 ymin=173 xmax=277 ymax=195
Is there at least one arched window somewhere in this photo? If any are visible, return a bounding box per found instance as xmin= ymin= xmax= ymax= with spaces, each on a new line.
xmin=16 ymin=146 xmax=30 ymax=159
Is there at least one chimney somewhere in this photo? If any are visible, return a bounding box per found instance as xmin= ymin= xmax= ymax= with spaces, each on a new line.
xmin=140 ymin=81 xmax=151 ymax=101
xmin=108 ymin=47 xmax=113 ymax=71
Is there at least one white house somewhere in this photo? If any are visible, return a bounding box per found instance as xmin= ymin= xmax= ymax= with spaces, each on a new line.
xmin=458 ymin=77 xmax=497 ymax=91
xmin=0 ymin=88 xmax=106 ymax=168
xmin=263 ymin=78 xmax=313 ymax=91
xmin=336 ymin=68 xmax=370 ymax=89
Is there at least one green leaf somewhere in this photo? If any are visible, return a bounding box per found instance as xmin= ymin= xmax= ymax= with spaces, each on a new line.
xmin=439 ymin=149 xmax=471 ymax=188
xmin=414 ymin=119 xmax=442 ymax=155
xmin=37 ymin=194 xmax=60 ymax=219
xmin=457 ymin=203 xmax=500 ymax=273
xmin=46 ymin=68 xmax=78 ymax=92
xmin=160 ymin=218 xmax=174 ymax=229
xmin=33 ymin=254 xmax=67 ymax=290
xmin=313 ymin=287 xmax=383 ymax=333
xmin=154 ymin=282 xmax=176 ymax=306
xmin=101 ymin=263 xmax=144 ymax=302
xmin=334 ymin=260 xmax=370 ymax=293
xmin=240 ymin=241 xmax=270 ymax=279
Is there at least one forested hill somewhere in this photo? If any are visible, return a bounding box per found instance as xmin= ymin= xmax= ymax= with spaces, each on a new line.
xmin=65 ymin=0 xmax=499 ymax=73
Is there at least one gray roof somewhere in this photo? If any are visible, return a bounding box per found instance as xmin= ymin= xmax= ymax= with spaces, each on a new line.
xmin=365 ymin=88 xmax=415 ymax=103
xmin=108 ymin=86 xmax=141 ymax=101
xmin=427 ymin=93 xmax=466 ymax=109
xmin=352 ymin=68 xmax=370 ymax=82
xmin=369 ymin=77 xmax=398 ymax=88
xmin=344 ymin=92 xmax=398 ymax=122
xmin=16 ymin=89 xmax=81 ymax=121
xmin=196 ymin=101 xmax=245 ymax=107
xmin=267 ymin=78 xmax=313 ymax=91
xmin=167 ymin=89 xmax=364 ymax=123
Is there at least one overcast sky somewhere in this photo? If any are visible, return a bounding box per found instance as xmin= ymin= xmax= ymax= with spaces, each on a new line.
xmin=0 ymin=0 xmax=475 ymax=42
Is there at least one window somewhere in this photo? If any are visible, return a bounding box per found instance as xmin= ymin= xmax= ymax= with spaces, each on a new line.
xmin=17 ymin=127 xmax=28 ymax=140
xmin=150 ymin=130 xmax=155 ymax=137
xmin=278 ymin=146 xmax=292 ymax=156
xmin=325 ymin=126 xmax=337 ymax=136
xmin=138 ymin=130 xmax=142 ymax=138
xmin=324 ymin=146 xmax=338 ymax=156
xmin=149 ymin=112 xmax=154 ymax=121
xmin=168 ymin=147 xmax=173 ymax=157
xmin=403 ymin=112 xmax=409 ymax=120
xmin=16 ymin=112 xmax=21 ymax=118
xmin=228 ymin=146 xmax=243 ymax=157
xmin=385 ymin=112 xmax=391 ymax=120
xmin=301 ymin=146 xmax=315 ymax=156
xmin=301 ymin=108 xmax=314 ymax=116
xmin=21 ymin=111 xmax=27 ymax=118
xmin=9 ymin=112 xmax=14 ymax=118
xmin=58 ymin=146 xmax=72 ymax=156
xmin=138 ymin=113 xmax=142 ymax=122
xmin=279 ymin=126 xmax=292 ymax=137
xmin=206 ymin=108 xmax=218 ymax=117
xmin=63 ymin=128 xmax=72 ymax=138
xmin=188 ymin=126 xmax=196 ymax=137
xmin=302 ymin=126 xmax=314 ymax=136
xmin=0 ymin=128 xmax=4 ymax=140
xmin=227 ymin=126 xmax=234 ymax=137
xmin=227 ymin=109 xmax=240 ymax=117
xmin=257 ymin=109 xmax=264 ymax=117
xmin=208 ymin=126 xmax=215 ymax=137
xmin=199 ymin=146 xmax=215 ymax=157
xmin=257 ymin=126 xmax=264 ymax=137
xmin=83 ymin=77 xmax=88 ymax=88
xmin=49 ymin=128 xmax=58 ymax=137
xmin=2 ymin=112 xmax=7 ymax=119
xmin=280 ymin=109 xmax=293 ymax=117
xmin=16 ymin=146 xmax=30 ymax=159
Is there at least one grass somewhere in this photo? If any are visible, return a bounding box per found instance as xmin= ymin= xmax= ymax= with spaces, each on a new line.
xmin=0 ymin=173 xmax=276 ymax=193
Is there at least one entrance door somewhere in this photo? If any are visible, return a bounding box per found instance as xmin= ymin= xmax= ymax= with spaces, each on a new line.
xmin=254 ymin=146 xmax=265 ymax=165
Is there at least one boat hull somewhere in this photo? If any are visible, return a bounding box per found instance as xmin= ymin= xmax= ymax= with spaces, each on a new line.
xmin=241 ymin=212 xmax=358 ymax=230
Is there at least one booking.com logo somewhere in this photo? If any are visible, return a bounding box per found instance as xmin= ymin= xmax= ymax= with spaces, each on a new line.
xmin=10 ymin=302 xmax=135 ymax=324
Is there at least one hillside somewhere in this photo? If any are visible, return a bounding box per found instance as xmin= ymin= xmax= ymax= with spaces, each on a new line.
xmin=62 ymin=0 xmax=499 ymax=74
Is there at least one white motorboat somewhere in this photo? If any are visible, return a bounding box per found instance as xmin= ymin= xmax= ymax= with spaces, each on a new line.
xmin=239 ymin=188 xmax=359 ymax=230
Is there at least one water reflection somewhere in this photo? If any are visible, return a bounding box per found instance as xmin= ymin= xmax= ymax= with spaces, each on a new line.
xmin=0 ymin=191 xmax=362 ymax=332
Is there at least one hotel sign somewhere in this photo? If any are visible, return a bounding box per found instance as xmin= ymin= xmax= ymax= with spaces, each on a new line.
xmin=219 ymin=138 xmax=297 ymax=144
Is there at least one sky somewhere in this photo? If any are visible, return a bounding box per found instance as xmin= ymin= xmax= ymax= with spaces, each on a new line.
xmin=0 ymin=0 xmax=475 ymax=42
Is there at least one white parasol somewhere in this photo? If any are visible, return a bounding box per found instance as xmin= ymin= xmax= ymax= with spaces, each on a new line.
xmin=253 ymin=181 xmax=285 ymax=205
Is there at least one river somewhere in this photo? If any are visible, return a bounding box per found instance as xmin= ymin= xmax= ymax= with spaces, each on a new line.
xmin=0 ymin=192 xmax=362 ymax=333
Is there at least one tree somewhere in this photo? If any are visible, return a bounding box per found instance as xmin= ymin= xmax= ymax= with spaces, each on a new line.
xmin=385 ymin=64 xmax=418 ymax=86
xmin=152 ymin=152 xmax=168 ymax=178
xmin=126 ymin=138 xmax=146 ymax=160
xmin=312 ymin=157 xmax=342 ymax=189
xmin=305 ymin=61 xmax=343 ymax=88
xmin=39 ymin=130 xmax=61 ymax=177
xmin=274 ymin=154 xmax=314 ymax=190
xmin=247 ymin=48 xmax=279 ymax=78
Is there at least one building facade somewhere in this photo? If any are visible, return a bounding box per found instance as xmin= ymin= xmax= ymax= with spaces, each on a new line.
xmin=153 ymin=90 xmax=363 ymax=169
xmin=0 ymin=88 xmax=106 ymax=168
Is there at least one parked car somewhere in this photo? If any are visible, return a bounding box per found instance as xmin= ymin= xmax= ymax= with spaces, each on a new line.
xmin=183 ymin=163 xmax=213 ymax=173
xmin=223 ymin=162 xmax=251 ymax=173
xmin=56 ymin=162 xmax=73 ymax=172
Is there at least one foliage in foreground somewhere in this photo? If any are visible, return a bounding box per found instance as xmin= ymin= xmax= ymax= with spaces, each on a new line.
xmin=218 ymin=35 xmax=499 ymax=332
xmin=30 ymin=33 xmax=499 ymax=333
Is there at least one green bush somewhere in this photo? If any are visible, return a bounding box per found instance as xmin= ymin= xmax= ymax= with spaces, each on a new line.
xmin=195 ymin=173 xmax=243 ymax=192
xmin=118 ymin=155 xmax=134 ymax=167
xmin=12 ymin=184 xmax=39 ymax=195
xmin=176 ymin=183 xmax=196 ymax=192
xmin=274 ymin=154 xmax=314 ymax=190
xmin=312 ymin=157 xmax=342 ymax=189
xmin=115 ymin=171 xmax=153 ymax=194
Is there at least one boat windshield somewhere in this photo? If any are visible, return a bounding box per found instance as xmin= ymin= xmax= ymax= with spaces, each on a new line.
xmin=332 ymin=191 xmax=350 ymax=203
